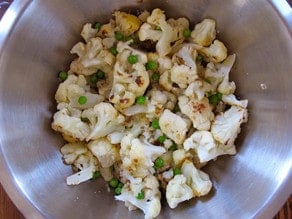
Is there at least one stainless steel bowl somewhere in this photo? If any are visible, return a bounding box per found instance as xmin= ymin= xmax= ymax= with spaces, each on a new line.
xmin=0 ymin=0 xmax=291 ymax=218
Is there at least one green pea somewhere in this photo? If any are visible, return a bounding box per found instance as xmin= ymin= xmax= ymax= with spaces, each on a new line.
xmin=208 ymin=92 xmax=223 ymax=105
xmin=58 ymin=71 xmax=68 ymax=81
xmin=136 ymin=96 xmax=146 ymax=105
xmin=146 ymin=61 xmax=158 ymax=71
xmin=115 ymin=31 xmax=124 ymax=41
xmin=136 ymin=190 xmax=145 ymax=200
xmin=109 ymin=178 xmax=119 ymax=188
xmin=168 ymin=143 xmax=177 ymax=151
xmin=151 ymin=72 xmax=160 ymax=82
xmin=154 ymin=157 xmax=164 ymax=169
xmin=115 ymin=187 xmax=122 ymax=195
xmin=173 ymin=167 xmax=182 ymax=176
xmin=78 ymin=96 xmax=87 ymax=105
xmin=93 ymin=22 xmax=101 ymax=30
xmin=127 ymin=54 xmax=138 ymax=64
xmin=183 ymin=28 xmax=191 ymax=38
xmin=158 ymin=135 xmax=167 ymax=144
xmin=151 ymin=118 xmax=160 ymax=129
xmin=91 ymin=171 xmax=101 ymax=180
xmin=109 ymin=46 xmax=118 ymax=56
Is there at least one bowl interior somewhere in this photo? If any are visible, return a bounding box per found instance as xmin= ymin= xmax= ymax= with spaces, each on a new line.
xmin=0 ymin=0 xmax=291 ymax=218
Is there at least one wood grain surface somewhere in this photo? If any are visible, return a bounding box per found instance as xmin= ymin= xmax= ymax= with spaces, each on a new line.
xmin=0 ymin=183 xmax=291 ymax=219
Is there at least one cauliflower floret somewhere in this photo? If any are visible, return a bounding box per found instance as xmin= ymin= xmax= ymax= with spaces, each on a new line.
xmin=55 ymin=74 xmax=104 ymax=109
xmin=173 ymin=149 xmax=192 ymax=166
xmin=61 ymin=142 xmax=88 ymax=165
xmin=70 ymin=37 xmax=115 ymax=76
xmin=222 ymin=94 xmax=248 ymax=108
xmin=184 ymin=131 xmax=236 ymax=163
xmin=191 ymin=19 xmax=216 ymax=46
xmin=159 ymin=109 xmax=188 ymax=144
xmin=158 ymin=56 xmax=173 ymax=72
xmin=166 ymin=175 xmax=193 ymax=209
xmin=184 ymin=80 xmax=205 ymax=100
xmin=114 ymin=11 xmax=142 ymax=36
xmin=52 ymin=107 xmax=90 ymax=141
xmin=159 ymin=70 xmax=172 ymax=91
xmin=178 ymin=95 xmax=214 ymax=131
xmin=123 ymin=88 xmax=176 ymax=118
xmin=169 ymin=44 xmax=200 ymax=89
xmin=86 ymin=102 xmax=125 ymax=141
xmin=109 ymin=42 xmax=149 ymax=109
xmin=60 ymin=143 xmax=99 ymax=185
xmin=200 ymin=40 xmax=227 ymax=63
xmin=140 ymin=8 xmax=186 ymax=56
xmin=88 ymin=138 xmax=119 ymax=168
xmin=170 ymin=64 xmax=196 ymax=89
xmin=120 ymin=134 xmax=166 ymax=178
xmin=115 ymin=175 xmax=161 ymax=219
xmin=97 ymin=19 xmax=116 ymax=38
xmin=181 ymin=160 xmax=212 ymax=197
xmin=99 ymin=166 xmax=114 ymax=181
xmin=211 ymin=105 xmax=248 ymax=146
xmin=138 ymin=23 xmax=162 ymax=41
xmin=201 ymin=54 xmax=236 ymax=95
xmin=81 ymin=23 xmax=98 ymax=43
xmin=138 ymin=10 xmax=151 ymax=22
xmin=216 ymin=54 xmax=236 ymax=94
xmin=55 ymin=74 xmax=84 ymax=103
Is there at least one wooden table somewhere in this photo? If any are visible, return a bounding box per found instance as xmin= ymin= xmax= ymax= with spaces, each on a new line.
xmin=0 ymin=183 xmax=291 ymax=219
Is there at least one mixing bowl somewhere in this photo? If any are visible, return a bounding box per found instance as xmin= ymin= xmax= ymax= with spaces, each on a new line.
xmin=0 ymin=0 xmax=291 ymax=218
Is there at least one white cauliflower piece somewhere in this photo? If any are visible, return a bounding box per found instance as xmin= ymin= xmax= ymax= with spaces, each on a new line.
xmin=173 ymin=149 xmax=192 ymax=166
xmin=159 ymin=109 xmax=188 ymax=144
xmin=114 ymin=11 xmax=142 ymax=36
xmin=144 ymin=8 xmax=184 ymax=56
xmin=159 ymin=70 xmax=172 ymax=91
xmin=60 ymin=142 xmax=88 ymax=165
xmin=200 ymin=40 xmax=227 ymax=63
xmin=115 ymin=175 xmax=161 ymax=219
xmin=120 ymin=134 xmax=166 ymax=178
xmin=122 ymin=100 xmax=155 ymax=117
xmin=138 ymin=23 xmax=162 ymax=41
xmin=138 ymin=10 xmax=151 ymax=22
xmin=184 ymin=131 xmax=236 ymax=163
xmin=97 ymin=19 xmax=116 ymax=38
xmin=158 ymin=56 xmax=173 ymax=72
xmin=211 ymin=106 xmax=248 ymax=146
xmin=184 ymin=81 xmax=205 ymax=100
xmin=55 ymin=74 xmax=104 ymax=109
xmin=52 ymin=107 xmax=90 ymax=141
xmin=99 ymin=166 xmax=114 ymax=181
xmin=70 ymin=37 xmax=115 ymax=76
xmin=88 ymin=138 xmax=119 ymax=168
xmin=170 ymin=65 xmax=196 ymax=89
xmin=61 ymin=143 xmax=99 ymax=185
xmin=181 ymin=160 xmax=212 ymax=197
xmin=86 ymin=102 xmax=125 ymax=141
xmin=166 ymin=175 xmax=193 ymax=209
xmin=122 ymin=86 xmax=176 ymax=118
xmin=217 ymin=54 xmax=236 ymax=94
xmin=55 ymin=74 xmax=84 ymax=103
xmin=170 ymin=45 xmax=199 ymax=89
xmin=222 ymin=94 xmax=248 ymax=108
xmin=191 ymin=19 xmax=216 ymax=46
xmin=109 ymin=42 xmax=149 ymax=109
xmin=81 ymin=23 xmax=98 ymax=43
xmin=178 ymin=95 xmax=214 ymax=131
